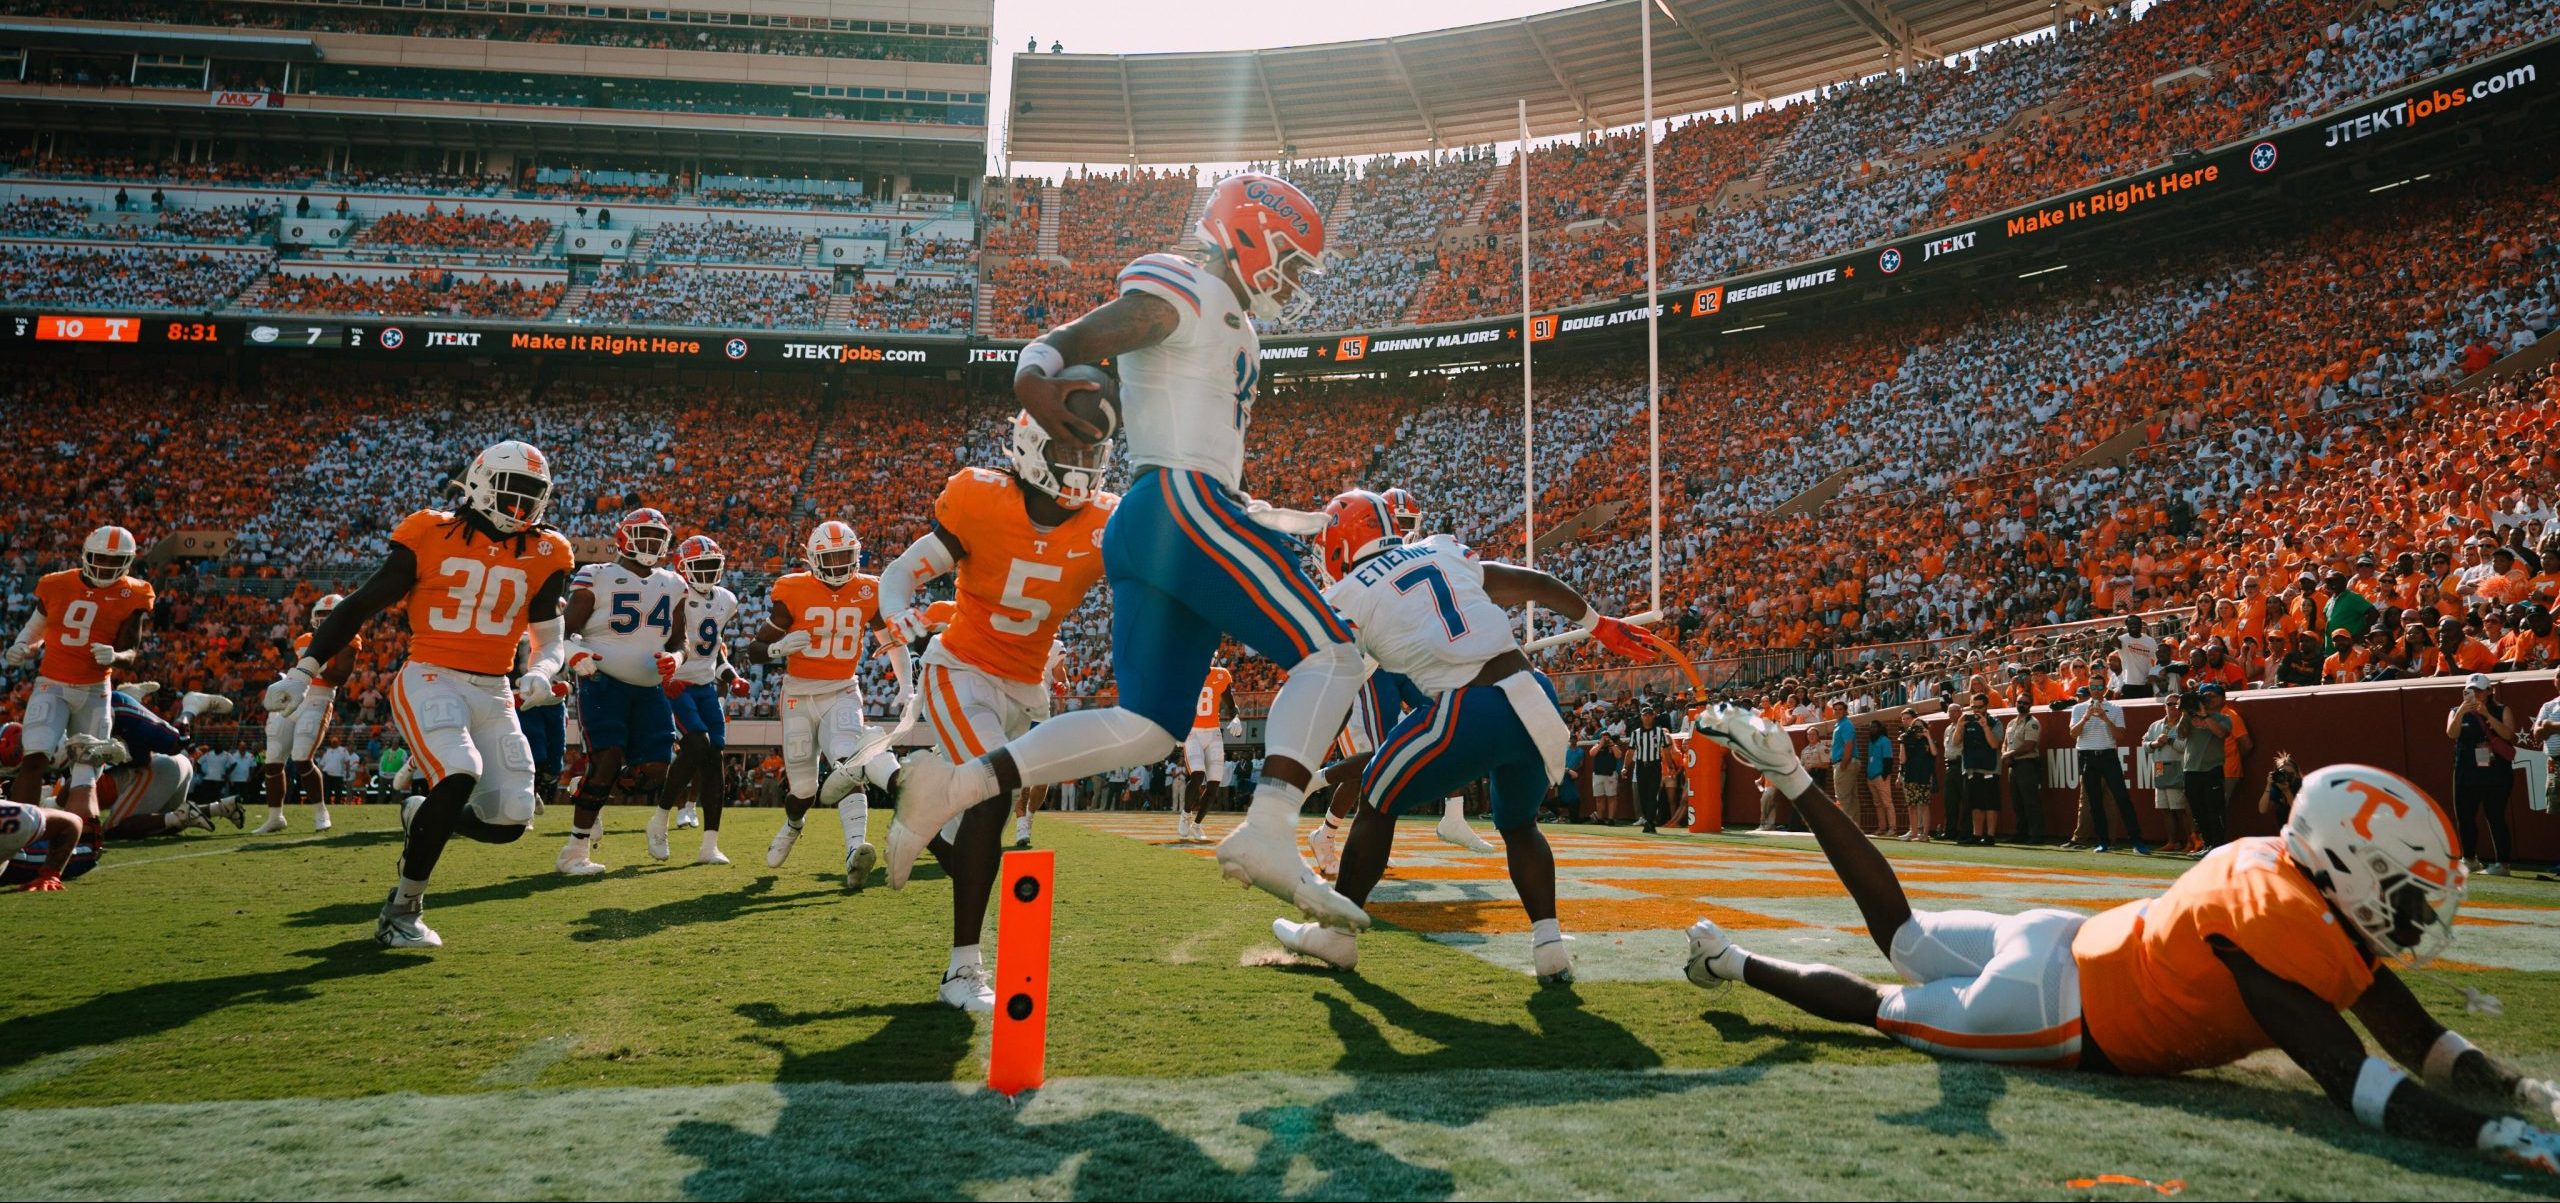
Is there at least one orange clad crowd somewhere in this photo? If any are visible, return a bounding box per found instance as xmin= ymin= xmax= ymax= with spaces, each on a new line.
xmin=254 ymin=268 xmax=564 ymax=319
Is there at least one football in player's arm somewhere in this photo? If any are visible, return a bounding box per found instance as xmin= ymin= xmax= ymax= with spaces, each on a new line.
xmin=1689 ymin=704 xmax=2560 ymax=1174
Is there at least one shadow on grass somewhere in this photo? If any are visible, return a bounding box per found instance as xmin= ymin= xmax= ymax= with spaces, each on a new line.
xmin=229 ymin=829 xmax=408 ymax=854
xmin=567 ymin=875 xmax=835 ymax=942
xmin=284 ymin=867 xmax=638 ymax=928
xmin=0 ymin=940 xmax=423 ymax=1071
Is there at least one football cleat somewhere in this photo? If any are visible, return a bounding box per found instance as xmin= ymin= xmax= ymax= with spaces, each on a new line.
xmin=646 ymin=809 xmax=672 ymax=862
xmin=844 ymin=841 xmax=878 ymax=893
xmin=1014 ymin=815 xmax=1032 ymax=849
xmin=208 ymin=798 xmax=245 ymax=829
xmin=255 ymin=811 xmax=288 ymax=835
xmin=60 ymin=733 xmax=128 ymax=767
xmin=1309 ymin=823 xmax=1342 ymax=877
xmin=815 ymin=757 xmax=867 ymax=810
xmin=1272 ymin=918 xmax=1359 ymax=970
xmin=177 ymin=804 xmax=217 ymax=834
xmin=376 ymin=889 xmax=443 ymax=949
xmin=311 ymin=807 xmax=331 ymax=833
xmin=1219 ymin=821 xmax=1369 ymax=931
xmin=883 ymin=750 xmax=971 ymax=889
xmin=696 ymin=836 xmax=730 ymax=866
xmin=115 ymin=681 xmax=161 ymax=701
xmin=940 ymin=963 xmax=997 ymax=1013
xmin=1533 ymin=936 xmax=1575 ymax=985
xmin=180 ymin=691 xmax=233 ymax=719
xmin=766 ymin=820 xmax=803 ymax=868
xmin=1684 ymin=919 xmax=1744 ymax=988
xmin=1436 ymin=805 xmax=1498 ymax=854
xmin=675 ymin=802 xmax=699 ymax=829
xmin=555 ymin=843 xmax=608 ymax=876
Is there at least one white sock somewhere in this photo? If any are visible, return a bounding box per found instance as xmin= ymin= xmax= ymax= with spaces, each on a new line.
xmin=566 ymin=827 xmax=595 ymax=854
xmin=837 ymin=796 xmax=868 ymax=846
xmin=396 ymin=875 xmax=430 ymax=904
xmin=1710 ymin=943 xmax=1752 ymax=982
xmin=1322 ymin=813 xmax=1343 ymax=830
xmin=700 ymin=830 xmax=721 ymax=855
xmin=1246 ymin=779 xmax=1305 ymax=831
xmin=947 ymin=944 xmax=982 ymax=973
xmin=266 ymin=806 xmax=284 ymax=818
xmin=1444 ymin=797 xmax=1466 ymax=821
xmin=1531 ymin=917 xmax=1563 ymax=946
xmin=862 ymin=749 xmax=900 ymax=790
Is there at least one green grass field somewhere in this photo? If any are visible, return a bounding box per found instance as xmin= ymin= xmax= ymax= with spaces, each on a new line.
xmin=6 ymin=805 xmax=2560 ymax=1200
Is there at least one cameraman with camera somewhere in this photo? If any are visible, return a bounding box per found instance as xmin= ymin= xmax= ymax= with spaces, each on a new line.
xmin=2069 ymin=682 xmax=2146 ymax=854
xmin=2175 ymin=683 xmax=2234 ymax=851
xmin=2449 ymin=672 xmax=2519 ymax=876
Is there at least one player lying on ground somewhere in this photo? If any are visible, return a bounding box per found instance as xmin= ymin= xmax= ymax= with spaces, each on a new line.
xmin=265 ymin=440 xmax=574 ymax=949
xmin=555 ymin=507 xmax=690 ymax=876
xmin=646 ymin=534 xmax=745 ymax=866
xmin=874 ymin=410 xmax=1114 ymax=1010
xmin=747 ymin=520 xmax=910 ymax=891
xmin=883 ymin=172 xmax=1371 ymax=929
xmin=1272 ymin=491 xmax=1658 ymax=979
xmin=1683 ymin=703 xmax=2560 ymax=1174
xmin=260 ymin=593 xmax=354 ymax=834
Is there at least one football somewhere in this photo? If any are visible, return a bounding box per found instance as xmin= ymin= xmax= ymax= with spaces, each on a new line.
xmin=1056 ymin=363 xmax=1122 ymax=444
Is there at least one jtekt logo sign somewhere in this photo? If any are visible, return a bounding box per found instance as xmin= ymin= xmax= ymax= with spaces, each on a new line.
xmin=425 ymin=331 xmax=482 ymax=348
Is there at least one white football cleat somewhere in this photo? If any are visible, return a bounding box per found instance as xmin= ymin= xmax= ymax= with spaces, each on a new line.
xmin=177 ymin=804 xmax=218 ymax=833
xmin=180 ymin=691 xmax=234 ymax=719
xmin=1013 ymin=815 xmax=1032 ymax=848
xmin=208 ymin=798 xmax=245 ymax=829
xmin=646 ymin=809 xmax=672 ymax=862
xmin=1436 ymin=807 xmax=1498 ymax=854
xmin=939 ymin=963 xmax=996 ymax=1013
xmin=392 ymin=762 xmax=416 ymax=792
xmin=1218 ymin=821 xmax=1369 ymax=931
xmin=1533 ymin=936 xmax=1574 ymax=985
xmin=766 ymin=820 xmax=803 ymax=868
xmin=1272 ymin=918 xmax=1359 ymax=970
xmin=1308 ymin=823 xmax=1342 ymax=877
xmin=1684 ymin=918 xmax=1743 ymax=988
xmin=555 ymin=843 xmax=609 ymax=876
xmin=254 ymin=812 xmax=289 ymax=835
xmin=844 ymin=841 xmax=878 ymax=893
xmin=695 ymin=841 xmax=730 ymax=866
xmin=675 ymin=803 xmax=699 ymax=829
xmin=375 ymin=889 xmax=442 ymax=949
xmin=883 ymin=751 xmax=971 ymax=889
xmin=311 ymin=808 xmax=332 ymax=833
xmin=115 ymin=680 xmax=162 ymax=701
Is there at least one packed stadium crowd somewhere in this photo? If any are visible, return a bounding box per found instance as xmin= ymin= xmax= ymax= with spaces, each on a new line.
xmin=0 ymin=244 xmax=267 ymax=308
xmin=648 ymin=219 xmax=809 ymax=266
xmin=354 ymin=207 xmax=551 ymax=255
xmin=571 ymin=265 xmax=827 ymax=330
xmin=251 ymin=269 xmax=563 ymax=319
xmin=842 ymin=275 xmax=974 ymax=335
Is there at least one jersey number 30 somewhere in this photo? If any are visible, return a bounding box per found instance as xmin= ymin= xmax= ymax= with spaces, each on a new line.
xmin=426 ymin=558 xmax=529 ymax=637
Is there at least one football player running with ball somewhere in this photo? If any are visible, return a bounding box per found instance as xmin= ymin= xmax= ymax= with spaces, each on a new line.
xmin=1686 ymin=703 xmax=2560 ymax=1174
xmin=1272 ymin=491 xmax=1658 ymax=980
xmin=555 ymin=507 xmax=690 ymax=875
xmin=870 ymin=411 xmax=1114 ymax=1011
xmin=266 ymin=441 xmax=575 ymax=948
xmin=884 ymin=171 xmax=1370 ymax=931
xmin=747 ymin=521 xmax=909 ymax=891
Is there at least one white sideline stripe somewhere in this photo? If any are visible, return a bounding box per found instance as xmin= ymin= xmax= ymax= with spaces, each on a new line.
xmin=92 ymin=833 xmax=339 ymax=871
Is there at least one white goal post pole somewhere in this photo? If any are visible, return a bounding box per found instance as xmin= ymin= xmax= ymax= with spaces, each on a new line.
xmin=1643 ymin=0 xmax=1664 ymax=619
xmin=1519 ymin=97 xmax=1537 ymax=644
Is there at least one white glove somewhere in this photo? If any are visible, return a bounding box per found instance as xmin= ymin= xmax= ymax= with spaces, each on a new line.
xmin=2516 ymin=1079 xmax=2560 ymax=1125
xmin=1226 ymin=717 xmax=1245 ymax=738
xmin=515 ymin=670 xmax=565 ymax=710
xmin=1693 ymin=703 xmax=1814 ymax=799
xmin=89 ymin=642 xmax=117 ymax=667
xmin=768 ymin=629 xmax=814 ymax=659
xmin=2480 ymin=1117 xmax=2560 ymax=1174
xmin=886 ymin=607 xmax=932 ymax=645
xmin=180 ymin=691 xmax=233 ymax=719
xmin=263 ymin=660 xmax=320 ymax=717
xmin=1242 ymin=497 xmax=1335 ymax=538
xmin=564 ymin=640 xmax=602 ymax=678
xmin=3 ymin=642 xmax=33 ymax=667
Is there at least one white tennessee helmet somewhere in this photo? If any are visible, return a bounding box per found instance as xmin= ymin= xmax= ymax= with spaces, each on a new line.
xmin=310 ymin=593 xmax=344 ymax=630
xmin=1006 ymin=410 xmax=1109 ymax=508
xmin=2282 ymin=764 xmax=2467 ymax=968
xmin=81 ymin=525 xmax=139 ymax=587
xmin=459 ymin=440 xmax=554 ymax=535
xmin=805 ymin=521 xmax=861 ymax=587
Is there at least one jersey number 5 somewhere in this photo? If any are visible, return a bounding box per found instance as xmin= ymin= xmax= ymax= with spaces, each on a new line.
xmin=990 ymin=559 xmax=1065 ymax=636
xmin=1392 ymin=564 xmax=1470 ymax=641
xmin=801 ymin=606 xmax=869 ymax=660
xmin=426 ymin=557 xmax=529 ymax=637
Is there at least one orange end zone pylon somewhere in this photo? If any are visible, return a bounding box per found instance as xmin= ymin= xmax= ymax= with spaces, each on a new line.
xmin=988 ymin=849 xmax=1054 ymax=1095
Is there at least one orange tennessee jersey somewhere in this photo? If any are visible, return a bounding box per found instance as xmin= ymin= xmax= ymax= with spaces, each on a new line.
xmin=1194 ymin=666 xmax=1234 ymax=729
xmin=34 ymin=569 xmax=154 ymax=686
xmin=933 ymin=468 xmax=1114 ymax=685
xmin=392 ymin=510 xmax=575 ymax=676
xmin=2072 ymin=837 xmax=2375 ymax=1076
xmin=771 ymin=572 xmax=881 ymax=682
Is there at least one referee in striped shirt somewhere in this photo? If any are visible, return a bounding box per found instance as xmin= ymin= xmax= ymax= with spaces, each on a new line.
xmin=1630 ymin=707 xmax=1671 ymax=833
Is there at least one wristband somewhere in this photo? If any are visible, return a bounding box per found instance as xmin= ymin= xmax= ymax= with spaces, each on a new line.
xmin=294 ymin=655 xmax=324 ymax=678
xmin=1014 ymin=341 xmax=1066 ymax=381
xmin=1577 ymin=608 xmax=1602 ymax=632
xmin=2353 ymin=1056 xmax=2409 ymax=1130
xmin=2425 ymin=1030 xmax=2479 ymax=1088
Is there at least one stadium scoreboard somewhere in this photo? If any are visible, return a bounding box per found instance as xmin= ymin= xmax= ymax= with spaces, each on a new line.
xmin=13 ymin=314 xmax=223 ymax=346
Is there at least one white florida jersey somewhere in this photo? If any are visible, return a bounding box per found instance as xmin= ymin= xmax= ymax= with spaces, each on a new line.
xmin=1323 ymin=538 xmax=1518 ymax=693
xmin=573 ymin=561 xmax=688 ymax=686
xmin=1115 ymin=252 xmax=1258 ymax=491
xmin=672 ymin=584 xmax=739 ymax=686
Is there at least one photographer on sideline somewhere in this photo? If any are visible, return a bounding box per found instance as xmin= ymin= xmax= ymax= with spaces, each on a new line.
xmin=2450 ymin=672 xmax=2519 ymax=877
xmin=2071 ymin=683 xmax=2146 ymax=854
xmin=2176 ymin=683 xmax=2235 ymax=851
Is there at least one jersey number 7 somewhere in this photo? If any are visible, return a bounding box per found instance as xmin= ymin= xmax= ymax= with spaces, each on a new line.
xmin=1392 ymin=564 xmax=1469 ymax=640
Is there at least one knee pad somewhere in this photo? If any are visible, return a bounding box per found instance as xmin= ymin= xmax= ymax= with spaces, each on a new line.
xmin=412 ymin=692 xmax=485 ymax=780
xmin=20 ymin=691 xmax=66 ymax=757
xmin=464 ymin=731 xmax=538 ymax=827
